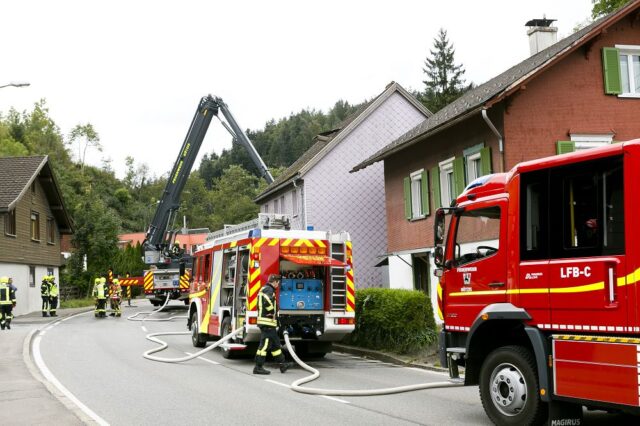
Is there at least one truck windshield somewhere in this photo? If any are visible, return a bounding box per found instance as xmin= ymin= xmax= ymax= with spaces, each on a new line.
xmin=453 ymin=206 xmax=500 ymax=266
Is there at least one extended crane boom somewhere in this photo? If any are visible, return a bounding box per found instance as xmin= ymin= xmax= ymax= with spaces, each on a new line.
xmin=141 ymin=95 xmax=273 ymax=305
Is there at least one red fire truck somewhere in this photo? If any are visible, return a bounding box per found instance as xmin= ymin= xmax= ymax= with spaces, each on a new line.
xmin=187 ymin=215 xmax=355 ymax=358
xmin=434 ymin=139 xmax=640 ymax=425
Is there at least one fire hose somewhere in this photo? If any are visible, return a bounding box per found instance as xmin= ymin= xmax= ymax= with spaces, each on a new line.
xmin=138 ymin=305 xmax=462 ymax=396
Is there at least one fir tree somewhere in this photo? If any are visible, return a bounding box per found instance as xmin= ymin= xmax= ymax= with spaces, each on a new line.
xmin=420 ymin=28 xmax=472 ymax=113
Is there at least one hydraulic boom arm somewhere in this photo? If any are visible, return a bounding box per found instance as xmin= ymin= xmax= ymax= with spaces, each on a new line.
xmin=144 ymin=95 xmax=274 ymax=253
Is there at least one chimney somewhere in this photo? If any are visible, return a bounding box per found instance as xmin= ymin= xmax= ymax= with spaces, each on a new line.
xmin=525 ymin=17 xmax=557 ymax=55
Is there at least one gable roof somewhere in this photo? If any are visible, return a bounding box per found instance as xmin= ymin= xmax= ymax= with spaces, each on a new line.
xmin=255 ymin=81 xmax=432 ymax=202
xmin=0 ymin=155 xmax=73 ymax=234
xmin=351 ymin=0 xmax=640 ymax=172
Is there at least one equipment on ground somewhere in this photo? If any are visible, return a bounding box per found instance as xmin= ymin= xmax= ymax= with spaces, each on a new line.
xmin=141 ymin=95 xmax=274 ymax=306
xmin=187 ymin=216 xmax=356 ymax=358
xmin=434 ymin=139 xmax=640 ymax=425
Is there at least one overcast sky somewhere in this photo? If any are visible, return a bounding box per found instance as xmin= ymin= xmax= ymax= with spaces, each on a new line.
xmin=0 ymin=0 xmax=594 ymax=179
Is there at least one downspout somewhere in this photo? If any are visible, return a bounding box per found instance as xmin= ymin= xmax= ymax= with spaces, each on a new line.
xmin=481 ymin=108 xmax=504 ymax=173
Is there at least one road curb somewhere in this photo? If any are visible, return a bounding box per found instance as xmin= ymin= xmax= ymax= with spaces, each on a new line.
xmin=24 ymin=309 xmax=98 ymax=425
xmin=333 ymin=344 xmax=447 ymax=373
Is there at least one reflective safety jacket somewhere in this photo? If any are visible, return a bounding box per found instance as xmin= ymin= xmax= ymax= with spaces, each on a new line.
xmin=49 ymin=283 xmax=59 ymax=297
xmin=93 ymin=283 xmax=106 ymax=299
xmin=40 ymin=281 xmax=50 ymax=297
xmin=0 ymin=283 xmax=16 ymax=305
xmin=257 ymin=284 xmax=278 ymax=327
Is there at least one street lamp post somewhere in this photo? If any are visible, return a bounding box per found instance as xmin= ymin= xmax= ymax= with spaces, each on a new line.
xmin=0 ymin=81 xmax=30 ymax=89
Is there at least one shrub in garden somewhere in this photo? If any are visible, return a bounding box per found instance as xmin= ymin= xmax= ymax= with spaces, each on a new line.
xmin=346 ymin=288 xmax=437 ymax=354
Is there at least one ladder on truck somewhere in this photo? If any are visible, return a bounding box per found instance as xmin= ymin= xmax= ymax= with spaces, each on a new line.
xmin=329 ymin=234 xmax=349 ymax=310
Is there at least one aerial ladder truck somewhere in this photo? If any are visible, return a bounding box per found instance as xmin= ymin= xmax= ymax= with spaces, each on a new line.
xmin=141 ymin=95 xmax=273 ymax=306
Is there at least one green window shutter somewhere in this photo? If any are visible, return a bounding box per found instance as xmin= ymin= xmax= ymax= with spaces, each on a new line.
xmin=430 ymin=166 xmax=441 ymax=209
xmin=480 ymin=146 xmax=492 ymax=176
xmin=602 ymin=47 xmax=622 ymax=95
xmin=556 ymin=141 xmax=575 ymax=155
xmin=403 ymin=176 xmax=412 ymax=220
xmin=420 ymin=170 xmax=429 ymax=216
xmin=453 ymin=157 xmax=465 ymax=195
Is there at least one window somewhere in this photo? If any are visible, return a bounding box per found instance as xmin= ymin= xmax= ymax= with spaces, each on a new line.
xmin=292 ymin=189 xmax=298 ymax=216
xmin=453 ymin=206 xmax=501 ymax=266
xmin=520 ymin=156 xmax=624 ymax=260
xmin=31 ymin=181 xmax=36 ymax=195
xmin=463 ymin=144 xmax=490 ymax=184
xmin=439 ymin=158 xmax=455 ymax=207
xmin=30 ymin=212 xmax=40 ymax=241
xmin=4 ymin=209 xmax=16 ymax=236
xmin=618 ymin=45 xmax=640 ymax=96
xmin=403 ymin=169 xmax=429 ymax=220
xmin=280 ymin=196 xmax=285 ymax=215
xmin=263 ymin=203 xmax=269 ymax=213
xmin=557 ymin=134 xmax=614 ymax=154
xmin=273 ymin=200 xmax=279 ymax=214
xmin=47 ymin=217 xmax=55 ymax=244
xmin=29 ymin=266 xmax=35 ymax=287
xmin=603 ymin=46 xmax=640 ymax=97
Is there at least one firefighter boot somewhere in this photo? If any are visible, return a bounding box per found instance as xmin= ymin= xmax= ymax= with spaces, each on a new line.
xmin=280 ymin=362 xmax=292 ymax=373
xmin=253 ymin=357 xmax=270 ymax=375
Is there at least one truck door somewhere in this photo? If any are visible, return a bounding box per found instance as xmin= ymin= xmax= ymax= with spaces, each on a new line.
xmin=444 ymin=200 xmax=507 ymax=329
xmin=547 ymin=156 xmax=627 ymax=330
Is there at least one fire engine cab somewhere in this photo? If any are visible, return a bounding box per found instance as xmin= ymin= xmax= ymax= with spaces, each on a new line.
xmin=434 ymin=139 xmax=640 ymax=425
xmin=187 ymin=214 xmax=355 ymax=359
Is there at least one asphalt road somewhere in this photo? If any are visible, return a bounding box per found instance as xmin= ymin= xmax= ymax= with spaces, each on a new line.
xmin=35 ymin=301 xmax=636 ymax=425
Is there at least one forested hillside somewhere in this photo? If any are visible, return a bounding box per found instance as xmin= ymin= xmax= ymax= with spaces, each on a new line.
xmin=0 ymin=99 xmax=360 ymax=287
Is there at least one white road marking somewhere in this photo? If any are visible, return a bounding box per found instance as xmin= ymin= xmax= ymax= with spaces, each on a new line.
xmin=141 ymin=326 xmax=148 ymax=332
xmin=33 ymin=335 xmax=109 ymax=426
xmin=184 ymin=352 xmax=220 ymax=365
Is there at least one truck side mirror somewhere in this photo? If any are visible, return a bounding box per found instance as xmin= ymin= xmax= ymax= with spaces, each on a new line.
xmin=434 ymin=209 xmax=446 ymax=246
xmin=433 ymin=246 xmax=445 ymax=268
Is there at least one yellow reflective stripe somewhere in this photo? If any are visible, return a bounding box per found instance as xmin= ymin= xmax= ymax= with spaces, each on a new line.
xmin=268 ymin=238 xmax=279 ymax=246
xmin=450 ymin=282 xmax=605 ymax=297
xmin=257 ymin=318 xmax=277 ymax=326
xmin=549 ymin=281 xmax=604 ymax=293
xmin=254 ymin=238 xmax=268 ymax=249
xmin=250 ymin=269 xmax=260 ymax=282
xmin=230 ymin=241 xmax=237 ymax=248
xmin=282 ymin=238 xmax=293 ymax=246
xmin=272 ymin=349 xmax=282 ymax=356
xmin=437 ymin=306 xmax=444 ymax=321
xmin=249 ymin=284 xmax=260 ymax=298
xmin=437 ymin=282 xmax=442 ymax=300
xmin=347 ymin=291 xmax=355 ymax=305
xmin=190 ymin=289 xmax=207 ymax=299
xmin=315 ymin=240 xmax=326 ymax=248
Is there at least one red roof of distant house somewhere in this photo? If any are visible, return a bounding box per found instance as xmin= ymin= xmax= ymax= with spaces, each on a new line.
xmin=118 ymin=232 xmax=209 ymax=254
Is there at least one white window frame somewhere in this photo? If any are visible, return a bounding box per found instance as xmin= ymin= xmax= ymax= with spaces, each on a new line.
xmin=439 ymin=157 xmax=455 ymax=208
xmin=466 ymin=152 xmax=482 ymax=183
xmin=410 ymin=169 xmax=425 ymax=220
xmin=615 ymin=44 xmax=640 ymax=98
xmin=570 ymin=133 xmax=614 ymax=151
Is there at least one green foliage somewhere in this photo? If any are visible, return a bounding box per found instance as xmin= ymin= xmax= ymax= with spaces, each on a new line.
xmin=60 ymin=297 xmax=96 ymax=309
xmin=419 ymin=28 xmax=473 ymax=113
xmin=208 ymin=165 xmax=265 ymax=230
xmin=111 ymin=242 xmax=146 ymax=277
xmin=346 ymin=288 xmax=437 ymax=354
xmin=591 ymin=0 xmax=630 ymax=18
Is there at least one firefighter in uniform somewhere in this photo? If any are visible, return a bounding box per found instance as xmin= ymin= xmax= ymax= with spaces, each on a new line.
xmin=48 ymin=275 xmax=59 ymax=317
xmin=253 ymin=274 xmax=291 ymax=375
xmin=0 ymin=276 xmax=16 ymax=330
xmin=40 ymin=276 xmax=51 ymax=317
xmin=93 ymin=277 xmax=107 ymax=317
xmin=109 ymin=278 xmax=123 ymax=317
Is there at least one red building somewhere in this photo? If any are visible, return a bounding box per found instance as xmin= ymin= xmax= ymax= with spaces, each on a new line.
xmin=353 ymin=1 xmax=640 ymax=320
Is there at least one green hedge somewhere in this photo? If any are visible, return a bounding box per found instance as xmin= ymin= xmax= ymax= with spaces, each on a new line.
xmin=346 ymin=288 xmax=437 ymax=354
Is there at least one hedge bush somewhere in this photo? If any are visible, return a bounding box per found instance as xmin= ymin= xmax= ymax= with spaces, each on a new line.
xmin=346 ymin=288 xmax=437 ymax=354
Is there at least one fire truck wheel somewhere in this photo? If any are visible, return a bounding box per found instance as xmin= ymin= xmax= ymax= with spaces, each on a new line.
xmin=479 ymin=345 xmax=547 ymax=426
xmin=190 ymin=311 xmax=206 ymax=348
xmin=220 ymin=317 xmax=237 ymax=359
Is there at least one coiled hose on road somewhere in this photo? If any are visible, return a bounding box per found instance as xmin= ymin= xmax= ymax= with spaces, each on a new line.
xmin=136 ymin=302 xmax=463 ymax=396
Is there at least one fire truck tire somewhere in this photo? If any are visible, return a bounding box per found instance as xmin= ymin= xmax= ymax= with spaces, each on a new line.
xmin=479 ymin=345 xmax=547 ymax=426
xmin=220 ymin=317 xmax=237 ymax=359
xmin=191 ymin=311 xmax=206 ymax=348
